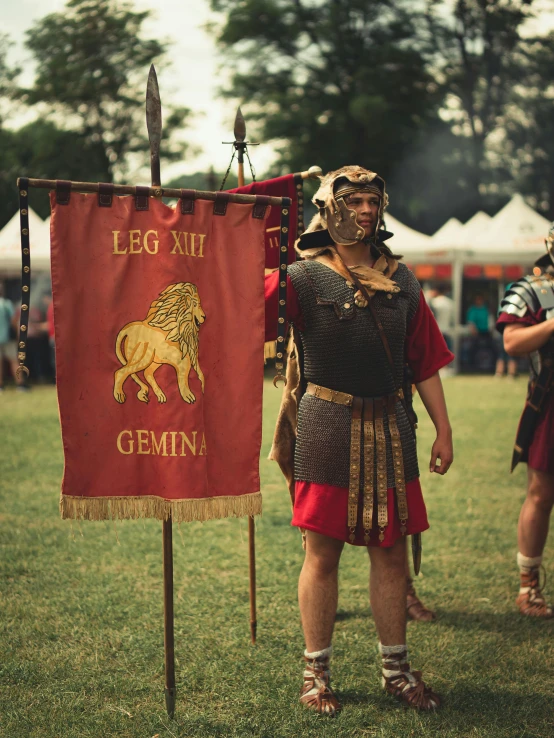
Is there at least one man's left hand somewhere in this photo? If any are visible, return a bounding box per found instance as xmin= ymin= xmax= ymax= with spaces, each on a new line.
xmin=429 ymin=434 xmax=453 ymax=475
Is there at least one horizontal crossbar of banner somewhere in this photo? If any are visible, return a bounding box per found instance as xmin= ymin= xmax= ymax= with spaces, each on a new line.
xmin=17 ymin=177 xmax=292 ymax=208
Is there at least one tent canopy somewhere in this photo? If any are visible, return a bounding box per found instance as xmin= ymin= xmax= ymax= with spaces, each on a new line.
xmin=421 ymin=195 xmax=550 ymax=265
xmin=0 ymin=208 xmax=51 ymax=273
xmin=385 ymin=213 xmax=433 ymax=253
xmin=431 ymin=217 xmax=464 ymax=246
xmin=470 ymin=194 xmax=550 ymax=261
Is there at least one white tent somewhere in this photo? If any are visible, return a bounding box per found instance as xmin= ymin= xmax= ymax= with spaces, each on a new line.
xmin=460 ymin=211 xmax=491 ymax=243
xmin=381 ymin=214 xmax=451 ymax=263
xmin=385 ymin=213 xmax=431 ymax=248
xmin=468 ymin=194 xmax=550 ymax=262
xmin=428 ymin=197 xmax=549 ymax=263
xmin=428 ymin=196 xmax=550 ymax=370
xmin=0 ymin=208 xmax=51 ymax=273
xmin=431 ymin=217 xmax=464 ymax=246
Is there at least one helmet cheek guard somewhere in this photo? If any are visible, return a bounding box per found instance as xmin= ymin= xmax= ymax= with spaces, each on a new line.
xmin=309 ymin=166 xmax=387 ymax=246
xmin=322 ymin=197 xmax=366 ymax=246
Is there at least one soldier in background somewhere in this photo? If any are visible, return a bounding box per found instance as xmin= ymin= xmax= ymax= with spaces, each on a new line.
xmin=496 ymin=224 xmax=554 ymax=618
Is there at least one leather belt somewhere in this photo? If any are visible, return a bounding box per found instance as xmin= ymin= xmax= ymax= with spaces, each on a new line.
xmin=306 ymin=382 xmax=408 ymax=543
xmin=306 ymin=382 xmax=354 ymax=406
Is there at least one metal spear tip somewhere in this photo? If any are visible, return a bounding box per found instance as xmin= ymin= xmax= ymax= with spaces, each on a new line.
xmin=234 ymin=106 xmax=246 ymax=142
xmin=146 ymin=64 xmax=162 ymax=150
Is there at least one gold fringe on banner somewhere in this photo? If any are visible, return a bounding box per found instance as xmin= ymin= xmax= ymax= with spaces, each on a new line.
xmin=60 ymin=491 xmax=262 ymax=523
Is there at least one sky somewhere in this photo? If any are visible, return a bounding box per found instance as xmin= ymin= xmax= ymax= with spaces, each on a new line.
xmin=3 ymin=0 xmax=554 ymax=181
xmin=2 ymin=0 xmax=280 ymax=178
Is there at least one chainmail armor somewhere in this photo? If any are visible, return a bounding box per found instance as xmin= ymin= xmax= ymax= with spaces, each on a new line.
xmin=289 ymin=260 xmax=421 ymax=488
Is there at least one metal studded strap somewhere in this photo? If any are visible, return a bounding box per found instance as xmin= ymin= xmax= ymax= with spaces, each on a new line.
xmin=16 ymin=178 xmax=31 ymax=381
xmin=374 ymin=398 xmax=388 ymax=541
xmin=293 ymin=174 xmax=304 ymax=238
xmin=274 ymin=200 xmax=291 ymax=385
xmin=348 ymin=397 xmax=363 ymax=542
xmin=387 ymin=395 xmax=408 ymax=534
xmin=362 ymin=398 xmax=375 ymax=544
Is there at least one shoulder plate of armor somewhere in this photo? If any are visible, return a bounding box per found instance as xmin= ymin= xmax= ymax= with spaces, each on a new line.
xmin=499 ymin=277 xmax=540 ymax=318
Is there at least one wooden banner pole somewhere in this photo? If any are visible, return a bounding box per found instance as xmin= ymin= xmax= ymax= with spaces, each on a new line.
xmin=146 ymin=63 xmax=177 ymax=718
xmin=232 ymin=107 xmax=258 ymax=645
xmin=162 ymin=517 xmax=177 ymax=717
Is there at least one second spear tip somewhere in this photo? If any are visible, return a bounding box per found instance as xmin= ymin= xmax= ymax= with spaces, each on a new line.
xmin=234 ymin=106 xmax=246 ymax=142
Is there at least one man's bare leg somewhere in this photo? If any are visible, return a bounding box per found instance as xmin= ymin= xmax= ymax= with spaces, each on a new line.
xmin=368 ymin=537 xmax=440 ymax=710
xmin=515 ymin=467 xmax=554 ymax=618
xmin=518 ymin=467 xmax=554 ymax=557
xmin=298 ymin=530 xmax=344 ymax=716
xmin=369 ymin=537 xmax=407 ymax=645
xmin=299 ymin=530 xmax=344 ymax=651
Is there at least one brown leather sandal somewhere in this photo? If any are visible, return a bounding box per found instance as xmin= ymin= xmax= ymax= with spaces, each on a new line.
xmin=300 ymin=654 xmax=341 ymax=716
xmin=406 ymin=577 xmax=436 ymax=622
xmin=382 ymin=650 xmax=440 ymax=711
xmin=516 ymin=567 xmax=553 ymax=618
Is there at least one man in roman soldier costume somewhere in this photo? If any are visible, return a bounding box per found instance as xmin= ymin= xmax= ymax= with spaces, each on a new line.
xmin=496 ymin=224 xmax=554 ymax=619
xmin=265 ymin=165 xmax=454 ymax=715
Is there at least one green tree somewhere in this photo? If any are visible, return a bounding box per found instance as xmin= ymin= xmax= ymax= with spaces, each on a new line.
xmin=209 ymin=0 xmax=481 ymax=232
xmin=0 ymin=33 xmax=21 ymax=125
xmin=25 ymin=0 xmax=191 ymax=182
xmin=0 ymin=35 xmax=24 ymax=226
xmin=426 ymin=0 xmax=537 ymax=210
xmin=0 ymin=120 xmax=113 ymax=228
xmin=495 ymin=31 xmax=554 ymax=219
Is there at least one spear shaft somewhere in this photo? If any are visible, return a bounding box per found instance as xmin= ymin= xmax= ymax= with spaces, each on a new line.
xmin=146 ymin=64 xmax=176 ymax=719
xmin=233 ymin=107 xmax=257 ymax=645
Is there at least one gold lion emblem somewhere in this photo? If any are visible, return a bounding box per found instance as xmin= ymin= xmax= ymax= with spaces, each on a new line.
xmin=113 ymin=282 xmax=206 ymax=405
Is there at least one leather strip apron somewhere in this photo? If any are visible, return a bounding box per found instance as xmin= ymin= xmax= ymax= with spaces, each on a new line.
xmin=306 ymin=382 xmax=408 ymax=544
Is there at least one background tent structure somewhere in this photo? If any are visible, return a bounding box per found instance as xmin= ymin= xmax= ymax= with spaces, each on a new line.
xmin=414 ymin=195 xmax=550 ymax=371
xmin=469 ymin=194 xmax=550 ymax=262
xmin=0 ymin=208 xmax=51 ymax=274
xmin=431 ymin=217 xmax=464 ymax=247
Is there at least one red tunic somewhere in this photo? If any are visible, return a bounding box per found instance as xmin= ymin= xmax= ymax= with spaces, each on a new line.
xmin=265 ymin=270 xmax=454 ymax=546
xmin=497 ymin=309 xmax=554 ymax=474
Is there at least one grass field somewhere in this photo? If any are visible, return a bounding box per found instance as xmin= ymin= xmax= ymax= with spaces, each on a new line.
xmin=1 ymin=376 xmax=553 ymax=738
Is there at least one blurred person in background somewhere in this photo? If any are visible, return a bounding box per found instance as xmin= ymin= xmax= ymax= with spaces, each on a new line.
xmin=13 ymin=294 xmax=52 ymax=384
xmin=466 ymin=293 xmax=493 ymax=371
xmin=429 ymin=284 xmax=454 ymax=352
xmin=497 ymin=225 xmax=554 ymax=619
xmin=494 ymin=283 xmax=518 ymax=379
xmin=0 ymin=283 xmax=17 ymax=391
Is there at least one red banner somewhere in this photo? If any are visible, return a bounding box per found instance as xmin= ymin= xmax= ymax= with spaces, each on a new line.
xmin=50 ymin=193 xmax=269 ymax=522
xmin=229 ymin=174 xmax=302 ymax=269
